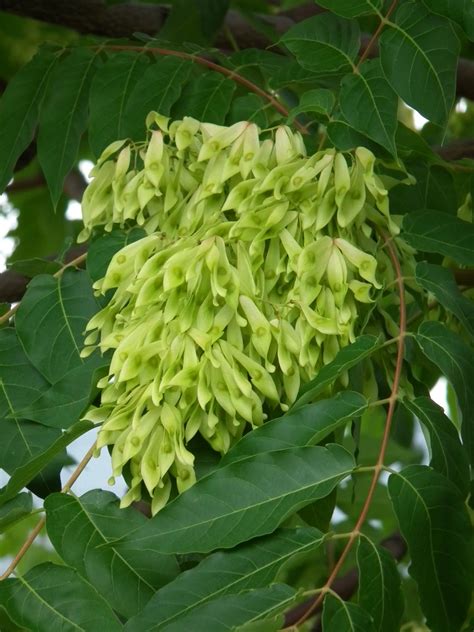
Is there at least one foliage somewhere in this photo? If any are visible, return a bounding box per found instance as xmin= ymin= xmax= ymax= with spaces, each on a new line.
xmin=0 ymin=1 xmax=473 ymax=631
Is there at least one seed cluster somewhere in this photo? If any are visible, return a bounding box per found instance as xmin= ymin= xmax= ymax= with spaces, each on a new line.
xmin=82 ymin=114 xmax=398 ymax=513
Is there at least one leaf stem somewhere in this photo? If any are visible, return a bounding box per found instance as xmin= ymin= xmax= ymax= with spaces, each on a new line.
xmin=0 ymin=440 xmax=96 ymax=581
xmin=100 ymin=44 xmax=308 ymax=134
xmin=357 ymin=0 xmax=399 ymax=68
xmin=290 ymin=230 xmax=406 ymax=627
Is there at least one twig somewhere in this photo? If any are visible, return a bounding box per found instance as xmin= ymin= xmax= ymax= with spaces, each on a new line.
xmin=287 ymin=230 xmax=406 ymax=627
xmin=0 ymin=441 xmax=96 ymax=581
xmin=102 ymin=45 xmax=308 ymax=135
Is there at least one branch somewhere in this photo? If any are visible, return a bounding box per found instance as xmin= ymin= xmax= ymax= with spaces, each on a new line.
xmin=283 ymin=532 xmax=407 ymax=628
xmin=435 ymin=139 xmax=474 ymax=161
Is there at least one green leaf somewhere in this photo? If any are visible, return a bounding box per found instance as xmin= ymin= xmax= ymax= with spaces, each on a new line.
xmin=123 ymin=56 xmax=192 ymax=141
xmin=327 ymin=119 xmax=383 ymax=153
xmin=422 ymin=0 xmax=474 ymax=40
xmin=415 ymin=321 xmax=474 ymax=464
xmin=280 ymin=13 xmax=360 ymax=75
xmin=222 ymin=391 xmax=367 ymax=466
xmin=87 ymin=227 xmax=147 ymax=282
xmin=0 ymin=493 xmax=32 ymax=533
xmin=0 ymin=328 xmax=49 ymax=417
xmin=415 ymin=262 xmax=474 ymax=338
xmin=357 ymin=536 xmax=404 ymax=632
xmin=38 ymin=48 xmax=99 ymax=207
xmin=89 ymin=51 xmax=150 ymax=157
xmin=228 ymin=94 xmax=268 ymax=128
xmin=340 ymin=59 xmax=398 ymax=156
xmin=0 ymin=563 xmax=122 ymax=631
xmin=379 ymin=2 xmax=460 ymax=125
xmin=403 ymin=397 xmax=470 ymax=497
xmin=15 ymin=352 xmax=109 ymax=429
xmin=388 ymin=465 xmax=472 ymax=632
xmin=149 ymin=584 xmax=297 ymax=632
xmin=402 ymin=210 xmax=474 ymax=266
xmin=7 ymin=257 xmax=62 ymax=278
xmin=287 ymin=88 xmax=335 ymax=124
xmin=119 ymin=445 xmax=354 ymax=555
xmin=316 ymin=0 xmax=382 ymax=18
xmin=173 ymin=72 xmax=235 ymax=124
xmin=15 ymin=269 xmax=101 ymax=384
xmin=125 ymin=527 xmax=324 ymax=631
xmin=45 ymin=490 xmax=179 ymax=619
xmin=322 ymin=593 xmax=375 ymax=631
xmin=0 ymin=48 xmax=57 ymax=192
xmin=291 ymin=335 xmax=380 ymax=411
xmin=389 ymin=164 xmax=456 ymax=216
xmin=0 ymin=420 xmax=92 ymax=506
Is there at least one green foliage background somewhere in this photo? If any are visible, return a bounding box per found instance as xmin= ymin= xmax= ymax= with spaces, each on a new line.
xmin=0 ymin=1 xmax=472 ymax=630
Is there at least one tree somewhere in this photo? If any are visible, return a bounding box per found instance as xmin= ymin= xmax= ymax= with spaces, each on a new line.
xmin=0 ymin=1 xmax=472 ymax=630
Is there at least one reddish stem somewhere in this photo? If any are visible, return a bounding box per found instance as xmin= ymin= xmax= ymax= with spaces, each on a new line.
xmin=291 ymin=231 xmax=406 ymax=627
xmin=357 ymin=0 xmax=399 ymax=68
xmin=103 ymin=44 xmax=308 ymax=135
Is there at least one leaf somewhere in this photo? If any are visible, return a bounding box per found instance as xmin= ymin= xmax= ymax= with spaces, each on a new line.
xmin=287 ymin=88 xmax=335 ymax=124
xmin=402 ymin=210 xmax=474 ymax=266
xmin=379 ymin=2 xmax=460 ymax=125
xmin=123 ymin=56 xmax=192 ymax=141
xmin=357 ymin=537 xmax=404 ymax=632
xmin=0 ymin=48 xmax=57 ymax=192
xmin=422 ymin=0 xmax=474 ymax=40
xmin=340 ymin=59 xmax=398 ymax=156
xmin=389 ymin=164 xmax=456 ymax=216
xmin=45 ymin=490 xmax=179 ymax=619
xmin=0 ymin=420 xmax=92 ymax=506
xmin=291 ymin=335 xmax=380 ymax=411
xmin=0 ymin=328 xmax=49 ymax=417
xmin=228 ymin=94 xmax=268 ymax=128
xmin=38 ymin=48 xmax=99 ymax=207
xmin=119 ymin=445 xmax=354 ymax=555
xmin=89 ymin=52 xmax=150 ymax=157
xmin=403 ymin=397 xmax=470 ymax=497
xmin=125 ymin=527 xmax=324 ymax=631
xmin=0 ymin=563 xmax=122 ymax=631
xmin=322 ymin=593 xmax=376 ymax=631
xmin=15 ymin=269 xmax=101 ymax=384
xmin=7 ymin=257 xmax=62 ymax=278
xmin=0 ymin=493 xmax=32 ymax=533
xmin=222 ymin=391 xmax=367 ymax=466
xmin=87 ymin=227 xmax=147 ymax=282
xmin=415 ymin=262 xmax=474 ymax=338
xmin=388 ymin=465 xmax=472 ymax=632
xmin=327 ymin=119 xmax=383 ymax=153
xmin=151 ymin=584 xmax=297 ymax=632
xmin=173 ymin=72 xmax=236 ymax=124
xmin=15 ymin=351 xmax=109 ymax=429
xmin=316 ymin=0 xmax=382 ymax=18
xmin=415 ymin=321 xmax=474 ymax=464
xmin=280 ymin=13 xmax=360 ymax=75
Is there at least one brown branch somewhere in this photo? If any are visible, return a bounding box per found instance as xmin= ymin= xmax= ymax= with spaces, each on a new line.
xmin=283 ymin=532 xmax=407 ymax=628
xmin=435 ymin=139 xmax=474 ymax=161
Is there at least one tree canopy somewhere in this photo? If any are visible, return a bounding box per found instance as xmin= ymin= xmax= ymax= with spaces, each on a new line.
xmin=0 ymin=2 xmax=472 ymax=631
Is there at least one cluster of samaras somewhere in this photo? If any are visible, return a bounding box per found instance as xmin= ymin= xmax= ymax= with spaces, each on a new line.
xmin=81 ymin=113 xmax=398 ymax=514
